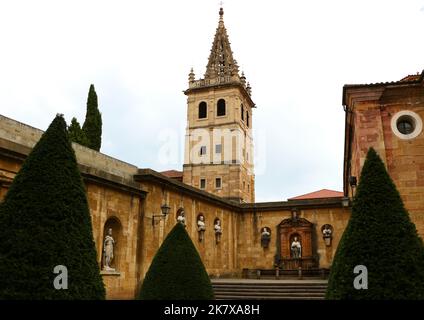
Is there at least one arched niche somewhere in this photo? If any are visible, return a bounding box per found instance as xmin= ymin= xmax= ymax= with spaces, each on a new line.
xmin=279 ymin=217 xmax=317 ymax=270
xmin=101 ymin=217 xmax=122 ymax=272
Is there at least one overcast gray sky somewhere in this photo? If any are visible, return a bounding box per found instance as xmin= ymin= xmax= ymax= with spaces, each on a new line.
xmin=1 ymin=0 xmax=424 ymax=202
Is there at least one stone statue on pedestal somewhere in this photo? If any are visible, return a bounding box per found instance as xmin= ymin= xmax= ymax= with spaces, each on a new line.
xmin=177 ymin=211 xmax=186 ymax=226
xmin=197 ymin=215 xmax=206 ymax=241
xmin=214 ymin=219 xmax=222 ymax=243
xmin=103 ymin=228 xmax=116 ymax=271
xmin=322 ymin=225 xmax=332 ymax=238
xmin=291 ymin=236 xmax=302 ymax=259
xmin=214 ymin=219 xmax=222 ymax=234
xmin=261 ymin=227 xmax=271 ymax=248
xmin=197 ymin=215 xmax=206 ymax=231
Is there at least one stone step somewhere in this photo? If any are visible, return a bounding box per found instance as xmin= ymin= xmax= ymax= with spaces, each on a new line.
xmin=214 ymin=291 xmax=325 ymax=297
xmin=214 ymin=295 xmax=325 ymax=300
xmin=211 ymin=279 xmax=327 ymax=300
xmin=212 ymin=284 xmax=328 ymax=288
xmin=213 ymin=288 xmax=327 ymax=294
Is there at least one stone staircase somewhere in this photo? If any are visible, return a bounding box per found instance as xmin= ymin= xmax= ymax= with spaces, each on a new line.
xmin=212 ymin=279 xmax=328 ymax=300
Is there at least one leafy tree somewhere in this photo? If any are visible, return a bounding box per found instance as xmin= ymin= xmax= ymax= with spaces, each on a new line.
xmin=0 ymin=114 xmax=105 ymax=299
xmin=82 ymin=84 xmax=102 ymax=151
xmin=68 ymin=117 xmax=89 ymax=146
xmin=138 ymin=222 xmax=214 ymax=300
xmin=326 ymin=148 xmax=424 ymax=299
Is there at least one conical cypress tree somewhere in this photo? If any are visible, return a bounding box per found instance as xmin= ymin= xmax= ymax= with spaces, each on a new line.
xmin=68 ymin=117 xmax=89 ymax=146
xmin=326 ymin=148 xmax=424 ymax=299
xmin=82 ymin=84 xmax=102 ymax=151
xmin=0 ymin=114 xmax=105 ymax=299
xmin=138 ymin=222 xmax=214 ymax=300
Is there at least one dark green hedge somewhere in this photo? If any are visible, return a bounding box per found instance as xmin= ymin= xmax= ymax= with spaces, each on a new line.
xmin=138 ymin=222 xmax=214 ymax=300
xmin=0 ymin=115 xmax=105 ymax=299
xmin=326 ymin=148 xmax=424 ymax=299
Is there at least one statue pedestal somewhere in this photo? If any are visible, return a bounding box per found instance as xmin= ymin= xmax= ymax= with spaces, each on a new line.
xmin=324 ymin=236 xmax=332 ymax=247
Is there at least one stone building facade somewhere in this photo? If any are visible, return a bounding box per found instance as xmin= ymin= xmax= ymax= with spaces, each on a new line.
xmin=343 ymin=72 xmax=424 ymax=238
xmin=1 ymin=8 xmax=423 ymax=299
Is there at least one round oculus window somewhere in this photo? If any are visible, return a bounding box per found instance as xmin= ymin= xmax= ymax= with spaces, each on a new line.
xmin=391 ymin=111 xmax=423 ymax=140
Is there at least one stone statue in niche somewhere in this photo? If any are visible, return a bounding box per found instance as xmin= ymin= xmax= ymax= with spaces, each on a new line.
xmin=214 ymin=219 xmax=222 ymax=243
xmin=260 ymin=227 xmax=271 ymax=248
xmin=197 ymin=215 xmax=206 ymax=241
xmin=177 ymin=210 xmax=186 ymax=226
xmin=103 ymin=228 xmax=116 ymax=271
xmin=322 ymin=224 xmax=333 ymax=246
xmin=291 ymin=236 xmax=302 ymax=259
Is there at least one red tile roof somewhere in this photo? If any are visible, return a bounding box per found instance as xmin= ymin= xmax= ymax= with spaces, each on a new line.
xmin=288 ymin=189 xmax=344 ymax=200
xmin=160 ymin=170 xmax=183 ymax=179
xmin=400 ymin=74 xmax=422 ymax=82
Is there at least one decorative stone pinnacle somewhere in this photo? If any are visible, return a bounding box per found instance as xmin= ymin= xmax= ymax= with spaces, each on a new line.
xmin=240 ymin=71 xmax=246 ymax=85
xmin=188 ymin=68 xmax=195 ymax=83
xmin=246 ymin=82 xmax=252 ymax=95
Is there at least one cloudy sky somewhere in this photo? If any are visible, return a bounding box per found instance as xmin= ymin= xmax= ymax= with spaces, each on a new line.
xmin=1 ymin=0 xmax=424 ymax=202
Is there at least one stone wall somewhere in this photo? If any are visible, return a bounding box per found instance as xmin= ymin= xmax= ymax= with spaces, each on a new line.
xmin=345 ymin=82 xmax=424 ymax=238
xmin=0 ymin=114 xmax=353 ymax=300
xmin=0 ymin=115 xmax=138 ymax=180
xmin=236 ymin=205 xmax=350 ymax=270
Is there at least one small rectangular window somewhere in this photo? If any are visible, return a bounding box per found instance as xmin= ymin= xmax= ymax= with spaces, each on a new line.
xmin=215 ymin=178 xmax=222 ymax=189
xmin=200 ymin=146 xmax=206 ymax=156
xmin=200 ymin=178 xmax=206 ymax=189
xmin=215 ymin=144 xmax=222 ymax=154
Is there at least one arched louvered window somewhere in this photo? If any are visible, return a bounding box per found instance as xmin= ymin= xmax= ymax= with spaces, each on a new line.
xmin=198 ymin=102 xmax=207 ymax=119
xmin=217 ymin=99 xmax=226 ymax=116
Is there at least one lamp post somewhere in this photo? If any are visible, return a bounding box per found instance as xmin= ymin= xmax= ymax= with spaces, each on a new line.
xmin=152 ymin=204 xmax=171 ymax=226
xmin=341 ymin=197 xmax=350 ymax=207
xmin=349 ymin=176 xmax=357 ymax=198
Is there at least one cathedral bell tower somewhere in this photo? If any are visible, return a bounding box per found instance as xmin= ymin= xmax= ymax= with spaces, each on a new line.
xmin=183 ymin=7 xmax=255 ymax=203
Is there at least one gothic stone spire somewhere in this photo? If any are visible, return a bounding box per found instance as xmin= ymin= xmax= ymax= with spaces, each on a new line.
xmin=204 ymin=7 xmax=240 ymax=81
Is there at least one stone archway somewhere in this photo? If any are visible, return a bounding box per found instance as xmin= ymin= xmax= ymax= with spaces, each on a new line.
xmin=279 ymin=216 xmax=317 ymax=270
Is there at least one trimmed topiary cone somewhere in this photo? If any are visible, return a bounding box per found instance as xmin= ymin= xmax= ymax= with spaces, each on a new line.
xmin=139 ymin=222 xmax=214 ymax=300
xmin=326 ymin=147 xmax=424 ymax=299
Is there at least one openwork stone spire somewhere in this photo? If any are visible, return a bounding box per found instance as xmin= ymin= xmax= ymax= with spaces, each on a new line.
xmin=186 ymin=7 xmax=253 ymax=98
xmin=204 ymin=7 xmax=240 ymax=81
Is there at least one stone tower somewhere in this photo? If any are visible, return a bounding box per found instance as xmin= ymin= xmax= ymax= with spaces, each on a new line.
xmin=183 ymin=7 xmax=255 ymax=203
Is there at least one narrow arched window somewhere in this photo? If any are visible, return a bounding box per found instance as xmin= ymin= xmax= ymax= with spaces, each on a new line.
xmin=241 ymin=104 xmax=244 ymax=121
xmin=217 ymin=99 xmax=226 ymax=116
xmin=198 ymin=102 xmax=207 ymax=119
xmin=246 ymin=111 xmax=250 ymax=127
